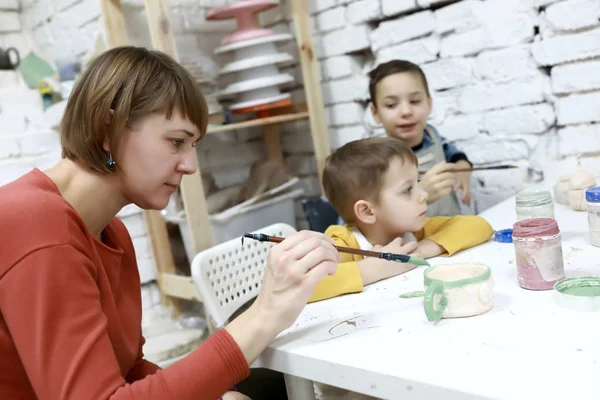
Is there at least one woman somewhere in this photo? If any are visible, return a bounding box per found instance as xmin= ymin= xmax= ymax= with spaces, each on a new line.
xmin=0 ymin=46 xmax=339 ymax=400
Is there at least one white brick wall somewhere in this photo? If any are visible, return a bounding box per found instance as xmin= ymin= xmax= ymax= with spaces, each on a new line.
xmin=381 ymin=0 xmax=418 ymax=17
xmin=347 ymin=0 xmax=382 ymax=24
xmin=542 ymin=0 xmax=599 ymax=32
xmin=551 ymin=59 xmax=600 ymax=94
xmin=371 ymin=11 xmax=435 ymax=52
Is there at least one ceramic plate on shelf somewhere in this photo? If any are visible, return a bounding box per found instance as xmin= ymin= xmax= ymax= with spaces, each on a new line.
xmin=229 ymin=93 xmax=291 ymax=110
xmin=216 ymin=73 xmax=294 ymax=97
xmin=206 ymin=0 xmax=278 ymax=20
xmin=214 ymin=33 xmax=293 ymax=54
xmin=219 ymin=53 xmax=294 ymax=75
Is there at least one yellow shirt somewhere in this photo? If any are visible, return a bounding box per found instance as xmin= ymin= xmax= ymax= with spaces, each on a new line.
xmin=309 ymin=215 xmax=494 ymax=302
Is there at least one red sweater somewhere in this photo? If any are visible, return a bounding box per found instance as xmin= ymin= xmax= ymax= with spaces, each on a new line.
xmin=0 ymin=169 xmax=250 ymax=399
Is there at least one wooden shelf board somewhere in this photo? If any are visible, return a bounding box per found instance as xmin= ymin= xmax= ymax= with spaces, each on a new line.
xmin=207 ymin=111 xmax=309 ymax=134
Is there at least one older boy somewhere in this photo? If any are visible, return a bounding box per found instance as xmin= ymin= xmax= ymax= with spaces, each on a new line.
xmin=369 ymin=59 xmax=473 ymax=217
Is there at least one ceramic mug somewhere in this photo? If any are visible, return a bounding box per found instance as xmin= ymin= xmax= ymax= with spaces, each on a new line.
xmin=423 ymin=263 xmax=494 ymax=322
xmin=0 ymin=47 xmax=20 ymax=70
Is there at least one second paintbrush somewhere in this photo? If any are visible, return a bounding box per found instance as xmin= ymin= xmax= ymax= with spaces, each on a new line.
xmin=418 ymin=164 xmax=518 ymax=174
xmin=242 ymin=233 xmax=430 ymax=267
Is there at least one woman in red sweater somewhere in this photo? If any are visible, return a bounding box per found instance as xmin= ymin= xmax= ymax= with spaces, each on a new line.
xmin=0 ymin=46 xmax=339 ymax=400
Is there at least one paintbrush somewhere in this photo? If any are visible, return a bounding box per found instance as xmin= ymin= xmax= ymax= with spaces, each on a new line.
xmin=242 ymin=233 xmax=431 ymax=266
xmin=418 ymin=164 xmax=519 ymax=174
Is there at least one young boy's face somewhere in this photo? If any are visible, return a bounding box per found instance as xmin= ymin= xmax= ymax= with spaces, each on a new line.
xmin=371 ymin=72 xmax=432 ymax=148
xmin=372 ymin=157 xmax=428 ymax=234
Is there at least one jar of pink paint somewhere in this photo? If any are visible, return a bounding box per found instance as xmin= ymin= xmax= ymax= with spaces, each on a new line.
xmin=512 ymin=218 xmax=565 ymax=290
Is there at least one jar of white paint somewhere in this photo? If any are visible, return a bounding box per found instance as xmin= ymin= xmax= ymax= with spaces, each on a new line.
xmin=585 ymin=187 xmax=600 ymax=247
xmin=515 ymin=190 xmax=554 ymax=221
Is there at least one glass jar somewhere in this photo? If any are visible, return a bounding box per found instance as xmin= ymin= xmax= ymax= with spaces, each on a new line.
xmin=586 ymin=187 xmax=600 ymax=247
xmin=515 ymin=190 xmax=554 ymax=221
xmin=512 ymin=218 xmax=564 ymax=290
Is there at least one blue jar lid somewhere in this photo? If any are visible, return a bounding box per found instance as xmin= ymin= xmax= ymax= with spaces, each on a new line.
xmin=494 ymin=229 xmax=513 ymax=243
xmin=585 ymin=187 xmax=600 ymax=202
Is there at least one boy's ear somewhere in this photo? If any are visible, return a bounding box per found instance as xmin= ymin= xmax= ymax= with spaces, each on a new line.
xmin=354 ymin=200 xmax=376 ymax=225
xmin=370 ymin=102 xmax=381 ymax=124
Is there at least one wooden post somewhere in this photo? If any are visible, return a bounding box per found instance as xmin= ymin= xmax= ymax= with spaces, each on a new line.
xmin=263 ymin=124 xmax=284 ymax=165
xmin=99 ymin=0 xmax=184 ymax=313
xmin=100 ymin=0 xmax=128 ymax=47
xmin=290 ymin=0 xmax=330 ymax=193
xmin=144 ymin=0 xmax=215 ymax=331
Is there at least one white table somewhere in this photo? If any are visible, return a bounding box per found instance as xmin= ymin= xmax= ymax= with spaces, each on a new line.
xmin=255 ymin=196 xmax=600 ymax=400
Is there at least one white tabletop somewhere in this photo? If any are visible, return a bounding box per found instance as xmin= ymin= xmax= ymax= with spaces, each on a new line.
xmin=255 ymin=196 xmax=600 ymax=400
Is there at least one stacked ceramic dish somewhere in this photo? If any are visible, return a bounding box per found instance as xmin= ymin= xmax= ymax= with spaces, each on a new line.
xmin=180 ymin=57 xmax=222 ymax=116
xmin=208 ymin=0 xmax=295 ymax=113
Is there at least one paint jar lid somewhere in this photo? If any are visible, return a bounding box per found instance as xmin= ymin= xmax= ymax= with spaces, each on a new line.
xmin=494 ymin=229 xmax=513 ymax=243
xmin=585 ymin=187 xmax=600 ymax=202
xmin=515 ymin=189 xmax=553 ymax=207
xmin=553 ymin=276 xmax=600 ymax=312
xmin=512 ymin=218 xmax=559 ymax=238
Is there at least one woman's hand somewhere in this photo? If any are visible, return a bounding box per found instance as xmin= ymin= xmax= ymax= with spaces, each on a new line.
xmin=225 ymin=231 xmax=339 ymax=365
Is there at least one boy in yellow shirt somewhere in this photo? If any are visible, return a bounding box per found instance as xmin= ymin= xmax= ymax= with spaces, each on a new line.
xmin=309 ymin=137 xmax=493 ymax=303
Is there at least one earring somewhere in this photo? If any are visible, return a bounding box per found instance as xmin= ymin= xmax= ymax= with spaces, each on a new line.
xmin=106 ymin=152 xmax=116 ymax=170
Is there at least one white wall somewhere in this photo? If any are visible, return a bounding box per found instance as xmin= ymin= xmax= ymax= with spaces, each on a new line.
xmin=305 ymin=0 xmax=600 ymax=212
xmin=2 ymin=0 xmax=600 ymax=308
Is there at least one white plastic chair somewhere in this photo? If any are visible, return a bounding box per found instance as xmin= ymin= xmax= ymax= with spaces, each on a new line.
xmin=191 ymin=222 xmax=297 ymax=328
xmin=191 ymin=222 xmax=318 ymax=400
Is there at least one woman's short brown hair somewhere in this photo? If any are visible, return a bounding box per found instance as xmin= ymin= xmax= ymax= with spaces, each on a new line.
xmin=60 ymin=46 xmax=208 ymax=173
xmin=322 ymin=137 xmax=418 ymax=223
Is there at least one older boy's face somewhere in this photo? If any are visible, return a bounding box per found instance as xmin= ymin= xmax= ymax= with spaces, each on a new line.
xmin=373 ymin=157 xmax=429 ymax=234
xmin=371 ymin=72 xmax=432 ymax=147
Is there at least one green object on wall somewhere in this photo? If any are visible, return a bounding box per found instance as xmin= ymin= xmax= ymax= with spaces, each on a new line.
xmin=17 ymin=51 xmax=57 ymax=89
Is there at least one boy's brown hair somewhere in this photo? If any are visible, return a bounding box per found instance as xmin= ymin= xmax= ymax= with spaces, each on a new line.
xmin=323 ymin=137 xmax=418 ymax=222
xmin=60 ymin=46 xmax=208 ymax=173
xmin=368 ymin=60 xmax=430 ymax=106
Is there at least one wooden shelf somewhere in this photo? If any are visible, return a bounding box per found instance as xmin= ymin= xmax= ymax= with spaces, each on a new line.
xmin=207 ymin=111 xmax=309 ymax=134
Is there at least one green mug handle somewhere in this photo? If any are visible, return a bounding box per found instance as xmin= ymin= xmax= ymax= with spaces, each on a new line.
xmin=424 ymin=280 xmax=447 ymax=322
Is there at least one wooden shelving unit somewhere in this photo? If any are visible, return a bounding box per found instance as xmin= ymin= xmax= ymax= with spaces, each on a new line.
xmin=207 ymin=111 xmax=309 ymax=134
xmin=99 ymin=0 xmax=330 ymax=316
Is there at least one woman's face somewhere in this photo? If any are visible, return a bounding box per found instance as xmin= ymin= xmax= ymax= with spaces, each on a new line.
xmin=113 ymin=109 xmax=202 ymax=210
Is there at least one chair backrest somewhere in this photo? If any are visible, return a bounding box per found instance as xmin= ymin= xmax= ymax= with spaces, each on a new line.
xmin=301 ymin=196 xmax=340 ymax=233
xmin=191 ymin=223 xmax=298 ymax=327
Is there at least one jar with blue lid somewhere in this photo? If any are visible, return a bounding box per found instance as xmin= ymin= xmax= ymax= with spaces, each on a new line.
xmin=585 ymin=187 xmax=600 ymax=247
xmin=515 ymin=190 xmax=555 ymax=221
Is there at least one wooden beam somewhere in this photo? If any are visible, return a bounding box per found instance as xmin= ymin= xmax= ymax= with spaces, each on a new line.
xmin=263 ymin=124 xmax=284 ymax=164
xmin=160 ymin=273 xmax=202 ymax=302
xmin=99 ymin=0 xmax=185 ymax=314
xmin=143 ymin=0 xmax=178 ymax=59
xmin=206 ymin=111 xmax=309 ymax=134
xmin=99 ymin=0 xmax=128 ymax=47
xmin=144 ymin=0 xmax=214 ymax=256
xmin=144 ymin=211 xmax=182 ymax=313
xmin=290 ymin=0 xmax=330 ymax=194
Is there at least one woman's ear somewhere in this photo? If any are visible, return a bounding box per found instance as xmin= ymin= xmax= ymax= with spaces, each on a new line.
xmin=354 ymin=200 xmax=376 ymax=225
xmin=102 ymin=110 xmax=115 ymax=152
